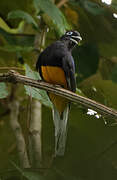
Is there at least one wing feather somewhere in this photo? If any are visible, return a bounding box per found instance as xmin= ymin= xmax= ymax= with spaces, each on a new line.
xmin=62 ymin=55 xmax=76 ymax=92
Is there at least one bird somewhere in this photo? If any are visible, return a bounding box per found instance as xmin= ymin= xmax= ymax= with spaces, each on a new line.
xmin=36 ymin=30 xmax=82 ymax=156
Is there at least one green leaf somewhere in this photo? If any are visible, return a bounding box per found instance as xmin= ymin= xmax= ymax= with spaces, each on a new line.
xmin=10 ymin=161 xmax=45 ymax=180
xmin=22 ymin=171 xmax=46 ymax=180
xmin=0 ymin=27 xmax=35 ymax=46
xmin=76 ymin=88 xmax=86 ymax=97
xmin=0 ymin=27 xmax=35 ymax=52
xmin=83 ymin=0 xmax=105 ymax=15
xmin=110 ymin=64 xmax=117 ymax=83
xmin=33 ymin=0 xmax=70 ymax=35
xmin=69 ymin=0 xmax=105 ymax=15
xmin=111 ymin=3 xmax=117 ymax=10
xmin=0 ymin=17 xmax=24 ymax=33
xmin=73 ymin=43 xmax=99 ymax=83
xmin=0 ymin=45 xmax=34 ymax=52
xmin=0 ymin=83 xmax=8 ymax=99
xmin=69 ymin=0 xmax=80 ymax=6
xmin=24 ymin=64 xmax=52 ymax=108
xmin=8 ymin=10 xmax=38 ymax=29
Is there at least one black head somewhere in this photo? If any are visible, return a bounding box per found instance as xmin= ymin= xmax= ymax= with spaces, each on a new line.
xmin=60 ymin=30 xmax=82 ymax=50
xmin=60 ymin=30 xmax=82 ymax=45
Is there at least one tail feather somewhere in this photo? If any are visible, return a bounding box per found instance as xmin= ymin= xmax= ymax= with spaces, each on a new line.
xmin=52 ymin=105 xmax=69 ymax=156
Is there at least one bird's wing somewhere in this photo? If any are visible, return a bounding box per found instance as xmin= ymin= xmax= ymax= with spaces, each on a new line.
xmin=62 ymin=54 xmax=76 ymax=92
xmin=36 ymin=52 xmax=43 ymax=79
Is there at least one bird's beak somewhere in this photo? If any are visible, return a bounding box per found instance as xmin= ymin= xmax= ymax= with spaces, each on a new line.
xmin=70 ymin=35 xmax=82 ymax=45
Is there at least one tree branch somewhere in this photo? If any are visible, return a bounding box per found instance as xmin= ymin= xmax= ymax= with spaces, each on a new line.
xmin=0 ymin=67 xmax=24 ymax=72
xmin=9 ymin=99 xmax=30 ymax=168
xmin=0 ymin=70 xmax=117 ymax=119
xmin=28 ymin=100 xmax=42 ymax=167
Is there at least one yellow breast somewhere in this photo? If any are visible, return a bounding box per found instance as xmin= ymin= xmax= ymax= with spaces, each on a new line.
xmin=41 ymin=66 xmax=68 ymax=114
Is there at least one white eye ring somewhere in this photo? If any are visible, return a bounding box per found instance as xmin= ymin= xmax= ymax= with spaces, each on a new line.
xmin=66 ymin=31 xmax=73 ymax=35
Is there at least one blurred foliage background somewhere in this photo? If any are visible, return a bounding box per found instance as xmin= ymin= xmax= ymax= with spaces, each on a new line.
xmin=1 ymin=0 xmax=117 ymax=179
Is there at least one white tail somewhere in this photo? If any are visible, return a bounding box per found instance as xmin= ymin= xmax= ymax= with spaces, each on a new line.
xmin=52 ymin=105 xmax=69 ymax=156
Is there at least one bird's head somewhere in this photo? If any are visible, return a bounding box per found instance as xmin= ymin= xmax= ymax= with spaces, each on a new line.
xmin=60 ymin=30 xmax=82 ymax=49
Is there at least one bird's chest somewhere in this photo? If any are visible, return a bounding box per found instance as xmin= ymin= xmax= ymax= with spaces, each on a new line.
xmin=40 ymin=46 xmax=67 ymax=87
xmin=41 ymin=66 xmax=67 ymax=88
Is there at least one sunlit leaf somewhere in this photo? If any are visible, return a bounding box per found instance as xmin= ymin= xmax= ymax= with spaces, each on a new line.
xmin=0 ymin=17 xmax=24 ymax=33
xmin=0 ymin=83 xmax=8 ymax=99
xmin=33 ymin=0 xmax=70 ymax=35
xmin=24 ymin=64 xmax=52 ymax=108
xmin=76 ymin=88 xmax=86 ymax=97
xmin=8 ymin=10 xmax=38 ymax=29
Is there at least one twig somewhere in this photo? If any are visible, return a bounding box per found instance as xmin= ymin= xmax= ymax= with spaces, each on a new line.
xmin=56 ymin=0 xmax=68 ymax=8
xmin=0 ymin=70 xmax=117 ymax=119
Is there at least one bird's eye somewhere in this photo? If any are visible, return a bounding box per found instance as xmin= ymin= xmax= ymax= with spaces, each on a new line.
xmin=66 ymin=31 xmax=73 ymax=35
